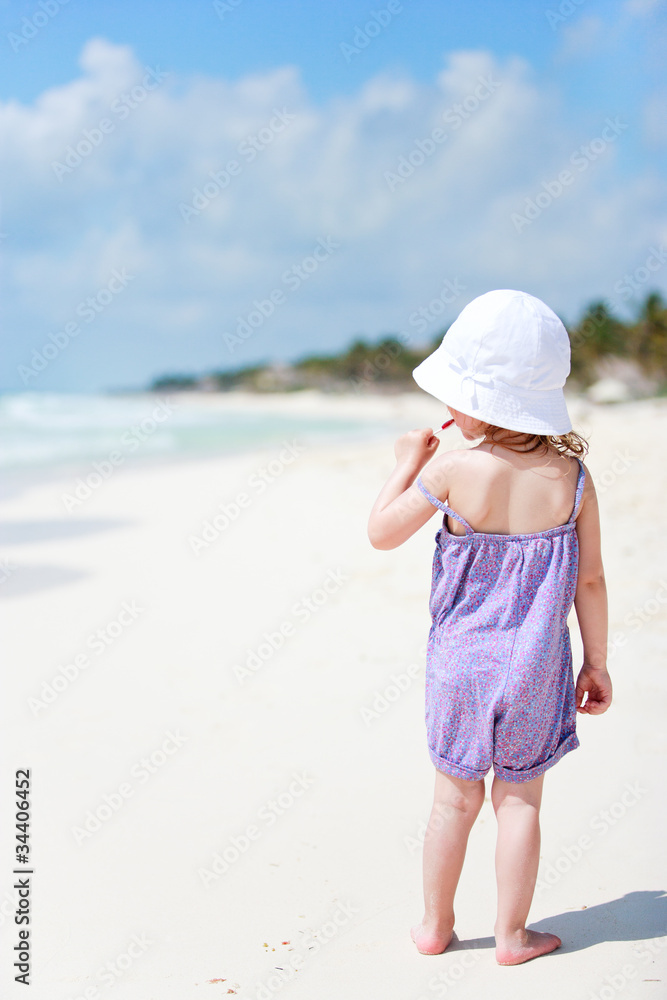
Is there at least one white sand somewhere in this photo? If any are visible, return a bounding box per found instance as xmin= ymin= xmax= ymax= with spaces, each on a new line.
xmin=1 ymin=393 xmax=666 ymax=1000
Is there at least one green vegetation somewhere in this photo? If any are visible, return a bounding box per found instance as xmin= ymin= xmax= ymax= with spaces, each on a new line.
xmin=150 ymin=291 xmax=667 ymax=395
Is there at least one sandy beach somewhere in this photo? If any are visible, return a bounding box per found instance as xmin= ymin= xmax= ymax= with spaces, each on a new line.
xmin=2 ymin=391 xmax=666 ymax=1000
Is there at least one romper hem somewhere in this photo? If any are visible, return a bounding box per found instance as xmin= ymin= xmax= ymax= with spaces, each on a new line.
xmin=493 ymin=731 xmax=580 ymax=783
xmin=428 ymin=732 xmax=580 ymax=783
xmin=427 ymin=747 xmax=488 ymax=782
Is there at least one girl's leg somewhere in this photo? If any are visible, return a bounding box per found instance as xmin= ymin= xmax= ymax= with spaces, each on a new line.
xmin=491 ymin=773 xmax=561 ymax=965
xmin=411 ymin=768 xmax=485 ymax=955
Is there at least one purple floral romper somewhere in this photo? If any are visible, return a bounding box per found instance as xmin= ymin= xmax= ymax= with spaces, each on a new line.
xmin=415 ymin=457 xmax=586 ymax=783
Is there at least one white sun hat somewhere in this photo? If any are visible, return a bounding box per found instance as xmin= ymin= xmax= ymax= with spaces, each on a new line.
xmin=411 ymin=289 xmax=573 ymax=435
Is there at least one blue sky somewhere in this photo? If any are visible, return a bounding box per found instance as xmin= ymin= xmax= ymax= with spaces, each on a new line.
xmin=1 ymin=0 xmax=666 ymax=391
xmin=0 ymin=0 xmax=631 ymax=102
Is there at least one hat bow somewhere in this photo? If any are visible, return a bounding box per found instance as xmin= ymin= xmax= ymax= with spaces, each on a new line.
xmin=447 ymin=356 xmax=508 ymax=411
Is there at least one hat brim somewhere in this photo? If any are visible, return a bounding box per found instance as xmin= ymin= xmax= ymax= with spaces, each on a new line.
xmin=412 ymin=352 xmax=572 ymax=435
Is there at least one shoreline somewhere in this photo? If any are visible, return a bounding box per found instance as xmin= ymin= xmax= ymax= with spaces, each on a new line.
xmin=3 ymin=391 xmax=667 ymax=496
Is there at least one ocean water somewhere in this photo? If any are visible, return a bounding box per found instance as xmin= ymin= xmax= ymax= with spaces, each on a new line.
xmin=0 ymin=392 xmax=400 ymax=475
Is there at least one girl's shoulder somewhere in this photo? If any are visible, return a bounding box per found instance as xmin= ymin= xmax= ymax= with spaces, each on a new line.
xmin=425 ymin=445 xmax=507 ymax=480
xmin=419 ymin=447 xmax=484 ymax=502
xmin=577 ymin=459 xmax=597 ymax=506
xmin=421 ymin=446 xmax=472 ymax=480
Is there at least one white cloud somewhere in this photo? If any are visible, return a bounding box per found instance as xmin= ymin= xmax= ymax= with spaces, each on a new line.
xmin=555 ymin=16 xmax=605 ymax=60
xmin=624 ymin=0 xmax=665 ymax=15
xmin=643 ymin=90 xmax=667 ymax=145
xmin=1 ymin=39 xmax=665 ymax=391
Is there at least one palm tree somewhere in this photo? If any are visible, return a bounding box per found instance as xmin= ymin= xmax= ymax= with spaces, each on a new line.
xmin=629 ymin=292 xmax=667 ymax=377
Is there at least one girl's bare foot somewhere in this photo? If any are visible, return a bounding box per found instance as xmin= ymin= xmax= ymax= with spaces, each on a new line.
xmin=410 ymin=922 xmax=454 ymax=955
xmin=495 ymin=929 xmax=561 ymax=965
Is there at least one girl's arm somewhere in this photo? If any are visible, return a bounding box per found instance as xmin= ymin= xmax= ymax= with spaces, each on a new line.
xmin=368 ymin=428 xmax=446 ymax=549
xmin=573 ymin=466 xmax=612 ymax=714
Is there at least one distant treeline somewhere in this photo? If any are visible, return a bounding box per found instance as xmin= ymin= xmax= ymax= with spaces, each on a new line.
xmin=150 ymin=291 xmax=667 ymax=395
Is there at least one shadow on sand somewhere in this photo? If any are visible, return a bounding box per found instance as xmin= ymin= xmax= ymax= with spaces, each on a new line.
xmin=448 ymin=890 xmax=667 ymax=955
xmin=0 ymin=518 xmax=130 ymax=545
xmin=0 ymin=517 xmax=133 ymax=598
xmin=0 ymin=564 xmax=89 ymax=599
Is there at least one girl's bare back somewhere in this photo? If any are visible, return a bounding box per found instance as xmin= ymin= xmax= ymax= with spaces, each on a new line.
xmin=431 ymin=443 xmax=582 ymax=537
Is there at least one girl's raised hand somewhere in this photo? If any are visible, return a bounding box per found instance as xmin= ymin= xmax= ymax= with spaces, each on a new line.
xmin=394 ymin=428 xmax=440 ymax=470
xmin=575 ymin=663 xmax=613 ymax=714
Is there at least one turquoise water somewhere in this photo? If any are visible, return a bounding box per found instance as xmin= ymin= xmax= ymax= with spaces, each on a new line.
xmin=0 ymin=392 xmax=399 ymax=472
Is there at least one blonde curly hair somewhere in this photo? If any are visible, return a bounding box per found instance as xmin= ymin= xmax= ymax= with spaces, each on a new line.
xmin=482 ymin=425 xmax=589 ymax=458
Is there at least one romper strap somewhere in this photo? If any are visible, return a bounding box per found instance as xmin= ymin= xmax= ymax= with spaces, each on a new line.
xmin=416 ymin=475 xmax=475 ymax=535
xmin=568 ymin=458 xmax=586 ymax=523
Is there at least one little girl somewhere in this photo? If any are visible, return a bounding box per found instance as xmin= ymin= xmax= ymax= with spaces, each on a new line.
xmin=368 ymin=289 xmax=612 ymax=966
